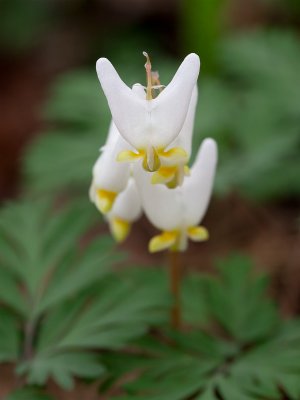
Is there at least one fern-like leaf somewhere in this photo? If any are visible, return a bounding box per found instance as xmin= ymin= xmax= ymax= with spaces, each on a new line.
xmin=109 ymin=256 xmax=300 ymax=400
xmin=0 ymin=200 xmax=169 ymax=389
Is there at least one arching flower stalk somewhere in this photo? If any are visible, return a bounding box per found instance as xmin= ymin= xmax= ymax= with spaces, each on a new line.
xmin=90 ymin=52 xmax=217 ymax=329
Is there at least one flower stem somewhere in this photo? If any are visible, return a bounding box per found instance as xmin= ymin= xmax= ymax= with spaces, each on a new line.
xmin=168 ymin=251 xmax=182 ymax=329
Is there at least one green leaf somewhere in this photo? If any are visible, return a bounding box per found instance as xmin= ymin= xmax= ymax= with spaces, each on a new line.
xmin=110 ymin=256 xmax=300 ymax=400
xmin=24 ymin=69 xmax=110 ymax=194
xmin=206 ymin=254 xmax=279 ymax=343
xmin=0 ymin=200 xmax=168 ymax=389
xmin=5 ymin=387 xmax=53 ymax=400
xmin=17 ymin=271 xmax=169 ymax=388
xmin=0 ymin=308 xmax=20 ymax=362
xmin=35 ymin=238 xmax=117 ymax=314
xmin=182 ymin=273 xmax=210 ymax=326
xmin=0 ymin=200 xmax=95 ymax=307
xmin=0 ymin=268 xmax=28 ymax=316
xmin=196 ymin=30 xmax=300 ymax=201
xmin=113 ymin=318 xmax=300 ymax=400
xmin=18 ymin=352 xmax=104 ymax=390
xmin=24 ymin=130 xmax=102 ymax=193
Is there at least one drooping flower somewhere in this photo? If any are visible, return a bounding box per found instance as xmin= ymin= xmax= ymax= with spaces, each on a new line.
xmin=96 ymin=52 xmax=200 ymax=173
xmin=106 ymin=177 xmax=142 ymax=242
xmin=133 ymin=138 xmax=217 ymax=252
xmin=89 ymin=121 xmax=131 ymax=213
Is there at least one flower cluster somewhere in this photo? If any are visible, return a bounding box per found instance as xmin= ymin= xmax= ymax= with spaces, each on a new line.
xmin=89 ymin=52 xmax=217 ymax=252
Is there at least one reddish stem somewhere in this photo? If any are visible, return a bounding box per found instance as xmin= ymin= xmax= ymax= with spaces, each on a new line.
xmin=169 ymin=251 xmax=182 ymax=329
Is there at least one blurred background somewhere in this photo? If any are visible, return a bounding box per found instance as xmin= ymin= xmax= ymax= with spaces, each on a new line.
xmin=0 ymin=0 xmax=300 ymax=313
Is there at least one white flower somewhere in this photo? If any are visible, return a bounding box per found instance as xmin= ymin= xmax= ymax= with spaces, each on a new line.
xmin=133 ymin=138 xmax=217 ymax=252
xmin=106 ymin=178 xmax=142 ymax=242
xmin=89 ymin=121 xmax=131 ymax=214
xmin=96 ymin=53 xmax=200 ymax=172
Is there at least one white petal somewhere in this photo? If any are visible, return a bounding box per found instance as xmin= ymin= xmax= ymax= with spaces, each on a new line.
xmin=89 ymin=180 xmax=96 ymax=203
xmin=96 ymin=58 xmax=147 ymax=149
xmin=150 ymin=54 xmax=200 ymax=147
xmin=92 ymin=121 xmax=131 ymax=193
xmin=96 ymin=54 xmax=200 ymax=150
xmin=109 ymin=177 xmax=142 ymax=222
xmin=132 ymin=83 xmax=146 ymax=99
xmin=165 ymin=85 xmax=198 ymax=158
xmin=133 ymin=164 xmax=184 ymax=231
xmin=184 ymin=138 xmax=218 ymax=226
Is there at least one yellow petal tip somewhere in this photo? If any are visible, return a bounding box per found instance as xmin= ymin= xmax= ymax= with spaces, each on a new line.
xmin=148 ymin=231 xmax=177 ymax=253
xmin=187 ymin=226 xmax=209 ymax=242
xmin=117 ymin=150 xmax=142 ymax=163
xmin=110 ymin=217 xmax=131 ymax=243
xmin=159 ymin=147 xmax=188 ymax=163
xmin=96 ymin=189 xmax=117 ymax=214
xmin=151 ymin=166 xmax=176 ymax=185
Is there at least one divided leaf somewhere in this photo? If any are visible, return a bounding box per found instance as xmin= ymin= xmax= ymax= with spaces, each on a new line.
xmin=207 ymin=254 xmax=279 ymax=343
xmin=0 ymin=201 xmax=168 ymax=389
xmin=110 ymin=256 xmax=299 ymax=400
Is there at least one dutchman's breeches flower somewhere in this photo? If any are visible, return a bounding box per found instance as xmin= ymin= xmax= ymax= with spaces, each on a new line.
xmin=89 ymin=121 xmax=131 ymax=213
xmin=91 ymin=51 xmax=216 ymax=330
xmin=96 ymin=52 xmax=200 ymax=173
xmin=133 ymin=138 xmax=218 ymax=252
xmin=106 ymin=177 xmax=142 ymax=243
xmin=90 ymin=51 xmax=217 ymax=253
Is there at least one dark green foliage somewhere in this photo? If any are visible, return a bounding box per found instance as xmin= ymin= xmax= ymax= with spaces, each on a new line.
xmin=181 ymin=0 xmax=223 ymax=72
xmin=0 ymin=308 xmax=20 ymax=362
xmin=0 ymin=201 xmax=169 ymax=390
xmin=206 ymin=255 xmax=279 ymax=342
xmin=24 ymin=70 xmax=110 ymax=194
xmin=106 ymin=256 xmax=300 ymax=400
xmin=1 ymin=204 xmax=300 ymax=399
xmin=5 ymin=387 xmax=53 ymax=400
xmin=194 ymin=30 xmax=300 ymax=200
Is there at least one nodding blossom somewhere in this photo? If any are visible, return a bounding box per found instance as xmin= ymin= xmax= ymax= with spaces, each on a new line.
xmin=89 ymin=121 xmax=131 ymax=213
xmin=96 ymin=52 xmax=200 ymax=173
xmin=90 ymin=52 xmax=217 ymax=253
xmin=106 ymin=177 xmax=142 ymax=243
xmin=134 ymin=138 xmax=217 ymax=252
